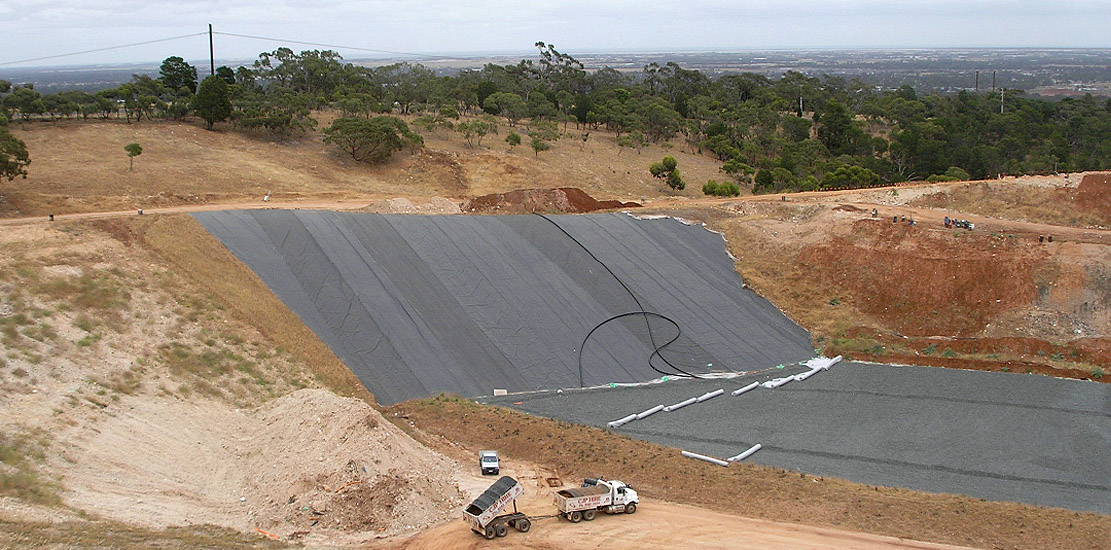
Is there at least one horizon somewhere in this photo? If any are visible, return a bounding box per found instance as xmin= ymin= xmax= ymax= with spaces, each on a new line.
xmin=3 ymin=46 xmax=1110 ymax=75
xmin=3 ymin=1 xmax=1111 ymax=69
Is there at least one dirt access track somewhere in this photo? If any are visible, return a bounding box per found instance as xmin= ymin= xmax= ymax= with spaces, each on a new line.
xmin=380 ymin=461 xmax=973 ymax=550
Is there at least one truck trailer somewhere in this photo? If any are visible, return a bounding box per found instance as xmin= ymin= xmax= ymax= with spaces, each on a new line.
xmin=552 ymin=478 xmax=638 ymax=522
xmin=463 ymin=476 xmax=531 ymax=539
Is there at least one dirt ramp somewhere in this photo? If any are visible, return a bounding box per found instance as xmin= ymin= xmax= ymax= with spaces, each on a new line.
xmin=464 ymin=187 xmax=641 ymax=214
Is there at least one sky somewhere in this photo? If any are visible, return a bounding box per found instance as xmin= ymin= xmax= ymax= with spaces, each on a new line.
xmin=2 ymin=0 xmax=1110 ymax=68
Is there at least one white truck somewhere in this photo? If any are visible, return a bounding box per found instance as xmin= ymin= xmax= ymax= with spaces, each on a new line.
xmin=463 ymin=476 xmax=531 ymax=539
xmin=552 ymin=478 xmax=638 ymax=522
xmin=479 ymin=450 xmax=500 ymax=475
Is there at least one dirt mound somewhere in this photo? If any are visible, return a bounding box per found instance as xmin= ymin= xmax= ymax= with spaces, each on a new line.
xmin=463 ymin=187 xmax=641 ymax=214
xmin=60 ymin=389 xmax=466 ymax=544
xmin=1076 ymin=172 xmax=1111 ymax=217
xmin=799 ymin=219 xmax=1045 ymax=336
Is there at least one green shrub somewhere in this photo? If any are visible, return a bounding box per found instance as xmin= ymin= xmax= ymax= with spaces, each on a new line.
xmin=702 ymin=179 xmax=740 ymax=197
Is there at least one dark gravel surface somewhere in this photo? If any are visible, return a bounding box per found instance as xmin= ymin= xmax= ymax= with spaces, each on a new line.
xmin=482 ymin=361 xmax=1111 ymax=514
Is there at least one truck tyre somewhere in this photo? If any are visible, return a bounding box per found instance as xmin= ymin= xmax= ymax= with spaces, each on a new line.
xmin=569 ymin=511 xmax=582 ymax=523
xmin=583 ymin=510 xmax=596 ymax=521
xmin=484 ymin=525 xmax=496 ymax=540
xmin=516 ymin=518 xmax=531 ymax=532
xmin=624 ymin=502 xmax=637 ymax=514
xmin=495 ymin=524 xmax=508 ymax=538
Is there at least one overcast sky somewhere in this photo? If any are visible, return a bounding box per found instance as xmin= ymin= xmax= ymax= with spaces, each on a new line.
xmin=2 ymin=0 xmax=1110 ymax=68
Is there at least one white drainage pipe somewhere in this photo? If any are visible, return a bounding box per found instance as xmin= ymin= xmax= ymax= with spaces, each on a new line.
xmin=606 ymin=413 xmax=637 ymax=429
xmin=635 ymin=404 xmax=665 ymax=420
xmin=761 ymin=376 xmax=793 ymax=389
xmin=794 ymin=369 xmax=818 ymax=382
xmin=681 ymin=450 xmax=730 ymax=467
xmin=731 ymin=382 xmax=760 ymax=396
xmin=696 ymin=389 xmax=724 ymax=402
xmin=727 ymin=443 xmax=763 ymax=462
xmin=664 ymin=397 xmax=698 ymax=412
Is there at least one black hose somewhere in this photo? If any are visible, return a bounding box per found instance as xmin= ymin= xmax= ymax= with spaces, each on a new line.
xmin=533 ymin=213 xmax=706 ymax=385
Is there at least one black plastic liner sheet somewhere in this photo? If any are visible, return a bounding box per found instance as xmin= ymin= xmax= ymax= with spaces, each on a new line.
xmin=192 ymin=211 xmax=813 ymax=405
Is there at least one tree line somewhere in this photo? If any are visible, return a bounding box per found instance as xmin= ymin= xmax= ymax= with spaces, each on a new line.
xmin=3 ymin=43 xmax=1111 ymax=191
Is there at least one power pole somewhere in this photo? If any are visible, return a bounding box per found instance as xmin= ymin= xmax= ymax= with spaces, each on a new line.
xmin=1000 ymin=88 xmax=1005 ymax=114
xmin=992 ymin=71 xmax=996 ymax=91
xmin=975 ymin=70 xmax=979 ymax=92
xmin=209 ymin=24 xmax=215 ymax=77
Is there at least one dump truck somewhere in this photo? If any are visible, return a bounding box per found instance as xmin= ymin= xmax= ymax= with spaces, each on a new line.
xmin=463 ymin=476 xmax=531 ymax=539
xmin=552 ymin=478 xmax=638 ymax=522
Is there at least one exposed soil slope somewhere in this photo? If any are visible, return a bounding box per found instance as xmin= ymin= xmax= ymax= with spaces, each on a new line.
xmin=464 ymin=187 xmax=641 ymax=213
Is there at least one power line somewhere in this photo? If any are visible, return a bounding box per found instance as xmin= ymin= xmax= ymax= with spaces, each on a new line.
xmin=212 ymin=31 xmax=462 ymax=60
xmin=0 ymin=33 xmax=208 ymax=67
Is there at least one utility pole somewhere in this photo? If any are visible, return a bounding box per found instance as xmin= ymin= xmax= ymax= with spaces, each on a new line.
xmin=1000 ymin=88 xmax=1005 ymax=114
xmin=975 ymin=70 xmax=979 ymax=92
xmin=992 ymin=70 xmax=996 ymax=91
xmin=209 ymin=24 xmax=215 ymax=77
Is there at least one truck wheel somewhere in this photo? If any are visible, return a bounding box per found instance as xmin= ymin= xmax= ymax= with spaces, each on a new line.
xmin=495 ymin=524 xmax=508 ymax=538
xmin=583 ymin=510 xmax=596 ymax=521
xmin=516 ymin=518 xmax=531 ymax=532
xmin=624 ymin=502 xmax=637 ymax=514
xmin=484 ymin=525 xmax=496 ymax=539
xmin=569 ymin=511 xmax=582 ymax=523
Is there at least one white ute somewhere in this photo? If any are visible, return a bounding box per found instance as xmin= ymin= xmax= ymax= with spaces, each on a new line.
xmin=479 ymin=450 xmax=500 ymax=475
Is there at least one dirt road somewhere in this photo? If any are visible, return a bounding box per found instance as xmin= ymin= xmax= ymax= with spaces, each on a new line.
xmin=372 ymin=488 xmax=973 ymax=550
